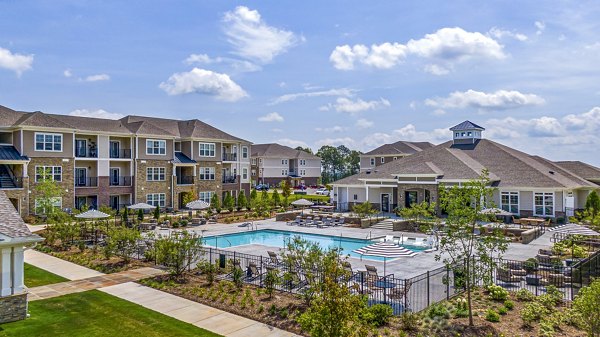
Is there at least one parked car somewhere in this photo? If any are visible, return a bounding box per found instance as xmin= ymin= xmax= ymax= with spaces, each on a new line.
xmin=315 ymin=188 xmax=330 ymax=196
xmin=254 ymin=184 xmax=269 ymax=191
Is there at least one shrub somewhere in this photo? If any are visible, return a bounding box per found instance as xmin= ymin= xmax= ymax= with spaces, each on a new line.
xmin=572 ymin=278 xmax=600 ymax=337
xmin=521 ymin=302 xmax=548 ymax=326
xmin=398 ymin=312 xmax=420 ymax=331
xmin=197 ymin=261 xmax=217 ymax=285
xmin=503 ymin=299 xmax=515 ymax=310
xmin=263 ymin=268 xmax=280 ymax=298
xmin=268 ymin=304 xmax=277 ymax=316
xmin=498 ymin=306 xmax=508 ymax=315
xmin=523 ymin=258 xmax=539 ymax=273
xmin=485 ymin=309 xmax=500 ymax=322
xmin=516 ymin=288 xmax=535 ymax=302
xmin=361 ymin=304 xmax=394 ymax=327
xmin=426 ymin=303 xmax=451 ymax=319
xmin=487 ymin=284 xmax=509 ymax=301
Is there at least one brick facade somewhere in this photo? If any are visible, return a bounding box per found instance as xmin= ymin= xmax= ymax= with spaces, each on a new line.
xmin=0 ymin=293 xmax=28 ymax=324
xmin=28 ymin=157 xmax=75 ymax=213
xmin=2 ymin=182 xmax=29 ymax=217
xmin=135 ymin=159 xmax=173 ymax=208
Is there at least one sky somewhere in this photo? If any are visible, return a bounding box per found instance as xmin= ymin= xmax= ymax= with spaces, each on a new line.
xmin=1 ymin=1 xmax=600 ymax=165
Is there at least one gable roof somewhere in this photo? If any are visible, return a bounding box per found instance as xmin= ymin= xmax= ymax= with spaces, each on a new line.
xmin=363 ymin=141 xmax=433 ymax=156
xmin=554 ymin=161 xmax=600 ymax=181
xmin=251 ymin=143 xmax=320 ymax=160
xmin=0 ymin=145 xmax=29 ymax=161
xmin=450 ymin=120 xmax=485 ymax=131
xmin=0 ymin=191 xmax=41 ymax=241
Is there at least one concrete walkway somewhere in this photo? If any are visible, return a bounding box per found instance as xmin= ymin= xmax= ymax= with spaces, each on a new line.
xmin=24 ymin=249 xmax=299 ymax=337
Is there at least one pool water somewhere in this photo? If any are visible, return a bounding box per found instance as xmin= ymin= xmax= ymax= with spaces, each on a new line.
xmin=202 ymin=229 xmax=427 ymax=261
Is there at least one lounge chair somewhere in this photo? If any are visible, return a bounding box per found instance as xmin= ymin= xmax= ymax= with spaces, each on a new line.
xmin=387 ymin=279 xmax=412 ymax=304
xmin=222 ymin=259 xmax=243 ymax=280
xmin=284 ymin=270 xmax=308 ymax=291
xmin=336 ymin=217 xmax=346 ymax=226
xmin=384 ymin=235 xmax=395 ymax=243
xmin=245 ymin=262 xmax=263 ymax=282
xmin=267 ymin=251 xmax=283 ymax=267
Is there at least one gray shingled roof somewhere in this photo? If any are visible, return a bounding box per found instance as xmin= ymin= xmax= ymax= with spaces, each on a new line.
xmin=251 ymin=143 xmax=320 ymax=160
xmin=333 ymin=139 xmax=598 ymax=189
xmin=173 ymin=152 xmax=197 ymax=164
xmin=363 ymin=140 xmax=434 ymax=156
xmin=0 ymin=145 xmax=29 ymax=161
xmin=450 ymin=120 xmax=485 ymax=131
xmin=554 ymin=161 xmax=600 ymax=181
xmin=0 ymin=191 xmax=37 ymax=239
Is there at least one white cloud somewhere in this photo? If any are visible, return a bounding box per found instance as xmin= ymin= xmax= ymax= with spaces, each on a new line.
xmin=488 ymin=27 xmax=528 ymax=41
xmin=330 ymin=27 xmax=505 ymax=71
xmin=222 ymin=6 xmax=302 ymax=63
xmin=315 ymin=125 xmax=348 ymax=133
xmin=359 ymin=124 xmax=448 ymax=149
xmin=424 ymin=64 xmax=450 ymax=75
xmin=314 ymin=137 xmax=356 ymax=148
xmin=69 ymin=109 xmax=124 ymax=120
xmin=535 ymin=21 xmax=546 ymax=35
xmin=83 ymin=74 xmax=110 ymax=82
xmin=184 ymin=53 xmax=260 ymax=72
xmin=276 ymin=138 xmax=309 ymax=149
xmin=159 ymin=68 xmax=248 ymax=102
xmin=0 ymin=46 xmax=33 ymax=76
xmin=355 ymin=118 xmax=374 ymax=129
xmin=432 ymin=109 xmax=447 ymax=116
xmin=63 ymin=69 xmax=72 ymax=78
xmin=258 ymin=112 xmax=284 ymax=122
xmin=322 ymin=97 xmax=390 ymax=114
xmin=270 ymin=88 xmax=355 ymax=105
xmin=425 ymin=89 xmax=545 ymax=110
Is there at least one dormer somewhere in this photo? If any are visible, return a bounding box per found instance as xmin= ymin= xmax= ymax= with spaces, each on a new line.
xmin=450 ymin=121 xmax=485 ymax=145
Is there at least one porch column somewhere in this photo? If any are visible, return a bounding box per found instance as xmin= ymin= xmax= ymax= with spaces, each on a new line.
xmin=0 ymin=248 xmax=12 ymax=296
xmin=366 ymin=186 xmax=369 ymax=203
xmin=23 ymin=163 xmax=28 ymax=177
xmin=12 ymin=247 xmax=24 ymax=294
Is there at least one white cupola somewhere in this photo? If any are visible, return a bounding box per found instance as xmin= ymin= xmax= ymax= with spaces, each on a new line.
xmin=450 ymin=121 xmax=485 ymax=144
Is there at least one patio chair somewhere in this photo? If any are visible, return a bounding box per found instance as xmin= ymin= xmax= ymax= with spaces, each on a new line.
xmin=337 ymin=217 xmax=346 ymax=226
xmin=384 ymin=235 xmax=395 ymax=243
xmin=284 ymin=270 xmax=308 ymax=291
xmin=387 ymin=279 xmax=412 ymax=305
xmin=267 ymin=251 xmax=283 ymax=267
xmin=496 ymin=268 xmax=521 ymax=285
xmin=538 ymin=248 xmax=553 ymax=256
xmin=512 ymin=216 xmax=521 ymax=225
xmin=245 ymin=262 xmax=264 ymax=282
xmin=221 ymin=259 xmax=243 ymax=280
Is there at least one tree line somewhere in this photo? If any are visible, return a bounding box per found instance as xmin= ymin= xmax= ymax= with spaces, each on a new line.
xmin=296 ymin=145 xmax=361 ymax=185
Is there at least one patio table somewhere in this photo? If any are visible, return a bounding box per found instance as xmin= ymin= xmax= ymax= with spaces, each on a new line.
xmin=520 ymin=218 xmax=545 ymax=226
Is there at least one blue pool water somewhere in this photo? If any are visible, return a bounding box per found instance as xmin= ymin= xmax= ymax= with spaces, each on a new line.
xmin=202 ymin=229 xmax=427 ymax=261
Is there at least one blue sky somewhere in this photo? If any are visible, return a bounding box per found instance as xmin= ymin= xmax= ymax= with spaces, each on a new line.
xmin=1 ymin=1 xmax=600 ymax=164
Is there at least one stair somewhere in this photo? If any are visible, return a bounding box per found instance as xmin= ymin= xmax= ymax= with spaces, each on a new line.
xmin=0 ymin=165 xmax=17 ymax=189
xmin=370 ymin=219 xmax=395 ymax=230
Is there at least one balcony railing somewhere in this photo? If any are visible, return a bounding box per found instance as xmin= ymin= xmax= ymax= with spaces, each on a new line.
xmin=75 ymin=176 xmax=98 ymax=187
xmin=176 ymin=175 xmax=194 ymax=185
xmin=110 ymin=176 xmax=132 ymax=187
xmin=222 ymin=153 xmax=237 ymax=161
xmin=0 ymin=176 xmax=23 ymax=189
xmin=222 ymin=175 xmax=237 ymax=184
xmin=110 ymin=149 xmax=132 ymax=159
xmin=75 ymin=148 xmax=98 ymax=158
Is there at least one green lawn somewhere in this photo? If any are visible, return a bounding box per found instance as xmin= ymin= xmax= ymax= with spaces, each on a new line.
xmin=0 ymin=290 xmax=221 ymax=337
xmin=24 ymin=263 xmax=69 ymax=288
xmin=266 ymin=190 xmax=330 ymax=202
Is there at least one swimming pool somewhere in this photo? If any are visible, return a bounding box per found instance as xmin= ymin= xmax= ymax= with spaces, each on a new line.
xmin=202 ymin=229 xmax=428 ymax=261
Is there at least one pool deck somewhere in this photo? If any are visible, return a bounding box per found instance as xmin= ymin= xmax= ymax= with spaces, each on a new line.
xmin=152 ymin=218 xmax=554 ymax=280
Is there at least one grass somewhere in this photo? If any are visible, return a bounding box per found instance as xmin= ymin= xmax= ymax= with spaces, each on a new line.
xmin=0 ymin=290 xmax=221 ymax=337
xmin=24 ymin=263 xmax=68 ymax=287
xmin=266 ymin=190 xmax=330 ymax=202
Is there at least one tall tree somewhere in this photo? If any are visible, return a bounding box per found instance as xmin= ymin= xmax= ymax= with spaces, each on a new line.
xmin=34 ymin=168 xmax=64 ymax=215
xmin=346 ymin=150 xmax=362 ymax=175
xmin=295 ymin=146 xmax=313 ymax=154
xmin=237 ymin=190 xmax=247 ymax=211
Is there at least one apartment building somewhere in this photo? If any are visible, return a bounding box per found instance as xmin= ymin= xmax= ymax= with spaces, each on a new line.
xmin=359 ymin=140 xmax=433 ymax=171
xmin=250 ymin=143 xmax=321 ymax=187
xmin=0 ymin=105 xmax=251 ymax=216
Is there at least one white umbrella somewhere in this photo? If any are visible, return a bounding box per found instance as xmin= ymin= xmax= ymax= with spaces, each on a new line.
xmin=479 ymin=208 xmax=513 ymax=217
xmin=186 ymin=200 xmax=210 ymax=210
xmin=75 ymin=209 xmax=110 ymax=219
xmin=291 ymin=198 xmax=314 ymax=214
xmin=549 ymin=224 xmax=600 ymax=236
xmin=354 ymin=241 xmax=417 ymax=276
xmin=128 ymin=202 xmax=156 ymax=210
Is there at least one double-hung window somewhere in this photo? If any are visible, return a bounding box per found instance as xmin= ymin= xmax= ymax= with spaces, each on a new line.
xmin=199 ymin=143 xmax=215 ymax=157
xmin=370 ymin=158 xmax=375 ymax=166
xmin=146 ymin=139 xmax=166 ymax=155
xmin=146 ymin=167 xmax=165 ymax=181
xmin=242 ymin=146 xmax=248 ymax=159
xmin=242 ymin=168 xmax=248 ymax=180
xmin=534 ymin=192 xmax=554 ymax=216
xmin=199 ymin=191 xmax=213 ymax=203
xmin=199 ymin=167 xmax=215 ymax=180
xmin=35 ymin=133 xmax=62 ymax=152
xmin=381 ymin=157 xmax=385 ymax=163
xmin=35 ymin=166 xmax=62 ymax=182
xmin=147 ymin=193 xmax=165 ymax=207
xmin=282 ymin=169 xmax=288 ymax=176
xmin=501 ymin=192 xmax=519 ymax=214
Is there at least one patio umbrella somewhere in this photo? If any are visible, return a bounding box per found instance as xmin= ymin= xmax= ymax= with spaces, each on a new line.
xmin=479 ymin=208 xmax=513 ymax=217
xmin=74 ymin=209 xmax=110 ymax=219
xmin=291 ymin=198 xmax=314 ymax=214
xmin=186 ymin=200 xmax=210 ymax=210
xmin=127 ymin=202 xmax=156 ymax=210
xmin=353 ymin=241 xmax=417 ymax=276
xmin=549 ymin=224 xmax=600 ymax=236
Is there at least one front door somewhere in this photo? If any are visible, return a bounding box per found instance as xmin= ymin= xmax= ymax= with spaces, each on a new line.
xmin=110 ymin=168 xmax=120 ymax=186
xmin=405 ymin=191 xmax=418 ymax=208
xmin=110 ymin=141 xmax=120 ymax=158
xmin=75 ymin=168 xmax=87 ymax=186
xmin=109 ymin=195 xmax=119 ymax=210
xmin=76 ymin=196 xmax=87 ymax=210
xmin=76 ymin=139 xmax=87 ymax=157
xmin=381 ymin=194 xmax=390 ymax=212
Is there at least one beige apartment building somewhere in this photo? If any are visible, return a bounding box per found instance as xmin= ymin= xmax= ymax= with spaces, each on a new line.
xmin=0 ymin=105 xmax=251 ymax=216
xmin=251 ymin=143 xmax=321 ymax=187
xmin=359 ymin=140 xmax=433 ymax=172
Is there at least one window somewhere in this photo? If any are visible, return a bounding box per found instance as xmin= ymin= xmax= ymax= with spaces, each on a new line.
xmin=380 ymin=157 xmax=385 ymax=163
xmin=259 ymin=158 xmax=262 ymax=164
xmin=501 ymin=192 xmax=519 ymax=214
xmin=199 ymin=191 xmax=213 ymax=203
xmin=393 ymin=157 xmax=398 ymax=161
xmin=35 ymin=132 xmax=62 ymax=152
xmin=455 ymin=132 xmax=459 ymax=137
xmin=146 ymin=167 xmax=165 ymax=181
xmin=370 ymin=158 xmax=375 ymax=166
xmin=300 ymin=169 xmax=306 ymax=176
xmin=35 ymin=197 xmax=62 ymax=214
xmin=146 ymin=139 xmax=166 ymax=155
xmin=199 ymin=143 xmax=215 ymax=157
xmin=461 ymin=132 xmax=466 ymax=136
xmin=35 ymin=166 xmax=62 ymax=182
xmin=534 ymin=192 xmax=554 ymax=216
xmin=147 ymin=193 xmax=165 ymax=207
xmin=242 ymin=168 xmax=248 ymax=179
xmin=300 ymin=159 xmax=306 ymax=166
xmin=282 ymin=169 xmax=288 ymax=176
xmin=199 ymin=167 xmax=215 ymax=180
xmin=242 ymin=146 xmax=248 ymax=159
xmin=281 ymin=159 xmax=288 ymax=165
xmin=467 ymin=131 xmax=472 ymax=137
xmin=353 ymin=194 xmax=358 ymax=201
xmin=174 ymin=141 xmax=181 ymax=152
xmin=251 ymin=169 xmax=256 ymax=176
xmin=251 ymin=158 xmax=256 ymax=165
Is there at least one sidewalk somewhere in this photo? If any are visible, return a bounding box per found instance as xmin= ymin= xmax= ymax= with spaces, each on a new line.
xmin=25 ymin=249 xmax=299 ymax=337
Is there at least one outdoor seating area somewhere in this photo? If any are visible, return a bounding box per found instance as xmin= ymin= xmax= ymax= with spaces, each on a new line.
xmin=286 ymin=215 xmax=346 ymax=228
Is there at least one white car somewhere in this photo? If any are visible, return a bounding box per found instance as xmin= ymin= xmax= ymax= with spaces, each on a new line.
xmin=315 ymin=188 xmax=330 ymax=196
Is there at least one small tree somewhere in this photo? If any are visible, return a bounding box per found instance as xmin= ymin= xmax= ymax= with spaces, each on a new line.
xmin=153 ymin=205 xmax=160 ymax=220
xmin=398 ymin=200 xmax=436 ymax=228
xmin=155 ymin=231 xmax=203 ymax=279
xmin=353 ymin=201 xmax=378 ymax=219
xmin=104 ymin=227 xmax=141 ymax=263
xmin=237 ymin=190 xmax=247 ymax=211
xmin=585 ymin=191 xmax=600 ymax=218
xmin=210 ymin=193 xmax=221 ymax=213
xmin=137 ymin=209 xmax=144 ymax=221
xmin=121 ymin=208 xmax=129 ymax=224
xmin=34 ymin=168 xmax=64 ymax=216
xmin=572 ymin=278 xmax=600 ymax=337
xmin=435 ymin=170 xmax=509 ymax=326
xmin=281 ymin=180 xmax=291 ymax=200
xmin=272 ymin=189 xmax=281 ymax=207
xmin=223 ymin=191 xmax=234 ymax=212
xmin=182 ymin=190 xmax=197 ymax=207
xmin=264 ymin=268 xmax=280 ymax=299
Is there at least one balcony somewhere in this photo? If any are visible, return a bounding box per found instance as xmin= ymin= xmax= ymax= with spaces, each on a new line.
xmin=110 ymin=149 xmax=132 ymax=159
xmin=75 ymin=148 xmax=98 ymax=158
xmin=222 ymin=175 xmax=237 ymax=184
xmin=176 ymin=175 xmax=194 ymax=185
xmin=75 ymin=177 xmax=98 ymax=187
xmin=110 ymin=176 xmax=132 ymax=187
xmin=0 ymin=176 xmax=23 ymax=189
xmin=222 ymin=153 xmax=237 ymax=161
